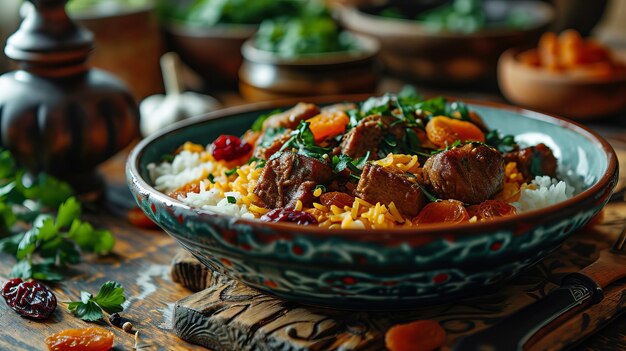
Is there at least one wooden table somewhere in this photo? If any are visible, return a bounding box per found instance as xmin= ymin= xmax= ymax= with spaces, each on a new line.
xmin=1 ymin=91 xmax=626 ymax=350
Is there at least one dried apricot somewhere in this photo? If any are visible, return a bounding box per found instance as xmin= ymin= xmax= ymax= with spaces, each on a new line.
xmin=385 ymin=319 xmax=446 ymax=351
xmin=425 ymin=116 xmax=485 ymax=148
xmin=467 ymin=200 xmax=517 ymax=221
xmin=306 ymin=111 xmax=349 ymax=142
xmin=45 ymin=327 xmax=114 ymax=351
xmin=414 ymin=200 xmax=469 ymax=225
xmin=127 ymin=207 xmax=158 ymax=229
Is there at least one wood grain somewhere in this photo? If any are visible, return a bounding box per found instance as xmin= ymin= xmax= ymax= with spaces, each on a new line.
xmin=171 ymin=214 xmax=626 ymax=351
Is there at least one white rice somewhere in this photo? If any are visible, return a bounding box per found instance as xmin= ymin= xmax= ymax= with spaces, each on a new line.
xmin=514 ymin=176 xmax=575 ymax=213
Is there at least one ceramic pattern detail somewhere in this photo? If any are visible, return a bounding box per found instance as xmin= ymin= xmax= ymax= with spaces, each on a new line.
xmin=134 ymin=190 xmax=603 ymax=302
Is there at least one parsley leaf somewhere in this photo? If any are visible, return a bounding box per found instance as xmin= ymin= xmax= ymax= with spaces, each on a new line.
xmin=56 ymin=197 xmax=81 ymax=229
xmin=485 ymin=130 xmax=517 ymax=153
xmin=227 ymin=196 xmax=237 ymax=204
xmin=66 ymin=281 xmax=126 ymax=321
xmin=280 ymin=121 xmax=330 ymax=160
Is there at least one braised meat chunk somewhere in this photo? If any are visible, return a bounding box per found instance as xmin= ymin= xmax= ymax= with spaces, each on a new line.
xmin=504 ymin=143 xmax=557 ymax=181
xmin=340 ymin=115 xmax=385 ymax=158
xmin=254 ymin=132 xmax=291 ymax=160
xmin=254 ymin=152 xmax=333 ymax=209
xmin=355 ymin=164 xmax=426 ymax=217
xmin=262 ymin=103 xmax=320 ymax=130
xmin=422 ymin=143 xmax=505 ymax=204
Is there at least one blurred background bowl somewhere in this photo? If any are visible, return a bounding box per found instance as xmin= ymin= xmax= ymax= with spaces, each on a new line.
xmin=339 ymin=0 xmax=554 ymax=86
xmin=498 ymin=47 xmax=626 ymax=120
xmin=238 ymin=34 xmax=380 ymax=101
xmin=164 ymin=23 xmax=257 ymax=90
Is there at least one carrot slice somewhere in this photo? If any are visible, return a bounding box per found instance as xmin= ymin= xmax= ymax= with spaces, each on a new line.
xmin=414 ymin=200 xmax=469 ymax=225
xmin=385 ymin=320 xmax=446 ymax=351
xmin=425 ymin=116 xmax=485 ymax=148
xmin=306 ymin=111 xmax=349 ymax=142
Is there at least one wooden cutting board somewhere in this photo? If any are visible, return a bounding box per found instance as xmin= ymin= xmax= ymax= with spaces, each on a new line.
xmin=169 ymin=202 xmax=626 ymax=351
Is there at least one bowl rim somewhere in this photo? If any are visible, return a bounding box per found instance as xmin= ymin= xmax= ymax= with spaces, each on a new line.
xmin=240 ymin=34 xmax=380 ymax=66
xmin=499 ymin=47 xmax=626 ymax=84
xmin=127 ymin=95 xmax=618 ymax=237
xmin=339 ymin=0 xmax=554 ymax=39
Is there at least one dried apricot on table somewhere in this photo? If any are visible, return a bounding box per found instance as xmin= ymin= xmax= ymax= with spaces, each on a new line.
xmin=385 ymin=319 xmax=447 ymax=351
xmin=45 ymin=327 xmax=114 ymax=351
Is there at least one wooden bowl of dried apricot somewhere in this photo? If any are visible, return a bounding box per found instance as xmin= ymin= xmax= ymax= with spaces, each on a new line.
xmin=498 ymin=30 xmax=626 ymax=119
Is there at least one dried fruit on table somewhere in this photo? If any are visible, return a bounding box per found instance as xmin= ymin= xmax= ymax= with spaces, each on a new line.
xmin=385 ymin=319 xmax=446 ymax=351
xmin=45 ymin=327 xmax=114 ymax=351
xmin=414 ymin=200 xmax=469 ymax=225
xmin=127 ymin=207 xmax=158 ymax=229
xmin=1 ymin=278 xmax=57 ymax=320
xmin=425 ymin=116 xmax=485 ymax=148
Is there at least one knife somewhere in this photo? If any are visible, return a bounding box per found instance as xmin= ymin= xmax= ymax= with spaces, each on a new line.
xmin=453 ymin=227 xmax=626 ymax=351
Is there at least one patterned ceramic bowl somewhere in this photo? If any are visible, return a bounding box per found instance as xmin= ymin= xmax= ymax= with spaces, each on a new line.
xmin=126 ymin=98 xmax=618 ymax=309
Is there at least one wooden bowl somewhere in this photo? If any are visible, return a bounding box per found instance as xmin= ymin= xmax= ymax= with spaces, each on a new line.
xmin=339 ymin=1 xmax=554 ymax=85
xmin=126 ymin=96 xmax=618 ymax=309
xmin=238 ymin=35 xmax=380 ymax=101
xmin=498 ymin=48 xmax=626 ymax=119
xmin=164 ymin=23 xmax=257 ymax=89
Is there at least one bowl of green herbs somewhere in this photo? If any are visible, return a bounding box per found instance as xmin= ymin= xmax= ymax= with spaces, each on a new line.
xmin=157 ymin=0 xmax=304 ymax=88
xmin=340 ymin=0 xmax=554 ymax=85
xmin=238 ymin=4 xmax=380 ymax=101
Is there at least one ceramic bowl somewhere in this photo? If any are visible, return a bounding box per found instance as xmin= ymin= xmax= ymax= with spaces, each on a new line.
xmin=339 ymin=1 xmax=554 ymax=85
xmin=498 ymin=48 xmax=626 ymax=120
xmin=164 ymin=23 xmax=257 ymax=89
xmin=238 ymin=36 xmax=380 ymax=101
xmin=126 ymin=97 xmax=617 ymax=309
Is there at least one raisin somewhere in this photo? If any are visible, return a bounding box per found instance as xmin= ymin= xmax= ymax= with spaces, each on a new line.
xmin=1 ymin=278 xmax=57 ymax=320
xmin=260 ymin=209 xmax=318 ymax=225
xmin=45 ymin=327 xmax=114 ymax=351
xmin=211 ymin=135 xmax=252 ymax=161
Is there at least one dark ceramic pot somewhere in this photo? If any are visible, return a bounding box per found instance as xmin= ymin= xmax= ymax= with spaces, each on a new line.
xmin=238 ymin=35 xmax=380 ymax=101
xmin=126 ymin=97 xmax=617 ymax=309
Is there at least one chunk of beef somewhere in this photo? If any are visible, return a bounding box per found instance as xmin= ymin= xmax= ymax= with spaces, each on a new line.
xmin=254 ymin=132 xmax=291 ymax=160
xmin=262 ymin=103 xmax=320 ymax=130
xmin=254 ymin=152 xmax=333 ymax=209
xmin=422 ymin=143 xmax=505 ymax=204
xmin=504 ymin=143 xmax=557 ymax=181
xmin=355 ymin=164 xmax=426 ymax=217
xmin=340 ymin=115 xmax=385 ymax=158
xmin=320 ymin=192 xmax=355 ymax=209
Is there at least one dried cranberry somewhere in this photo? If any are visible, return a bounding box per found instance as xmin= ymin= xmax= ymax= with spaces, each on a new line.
xmin=1 ymin=278 xmax=57 ymax=320
xmin=261 ymin=209 xmax=318 ymax=225
xmin=211 ymin=135 xmax=252 ymax=161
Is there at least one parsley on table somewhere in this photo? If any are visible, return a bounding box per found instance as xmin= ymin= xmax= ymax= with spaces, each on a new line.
xmin=0 ymin=149 xmax=115 ymax=281
xmin=66 ymin=281 xmax=126 ymax=321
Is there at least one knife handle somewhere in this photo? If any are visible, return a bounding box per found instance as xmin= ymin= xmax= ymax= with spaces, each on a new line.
xmin=453 ymin=274 xmax=602 ymax=351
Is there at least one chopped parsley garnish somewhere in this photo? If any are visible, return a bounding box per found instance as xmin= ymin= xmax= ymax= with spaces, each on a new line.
xmin=225 ymin=168 xmax=238 ymax=176
xmin=226 ymin=196 xmax=237 ymax=204
xmin=207 ymin=174 xmax=215 ymax=183
xmin=280 ymin=121 xmax=331 ymax=160
xmin=486 ymin=130 xmax=517 ymax=153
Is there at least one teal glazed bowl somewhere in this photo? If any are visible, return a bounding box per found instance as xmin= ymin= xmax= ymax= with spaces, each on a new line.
xmin=126 ymin=97 xmax=618 ymax=309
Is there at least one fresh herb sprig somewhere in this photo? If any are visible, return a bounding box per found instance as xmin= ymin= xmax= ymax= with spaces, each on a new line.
xmin=0 ymin=149 xmax=115 ymax=281
xmin=65 ymin=281 xmax=126 ymax=321
xmin=279 ymin=121 xmax=331 ymax=160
